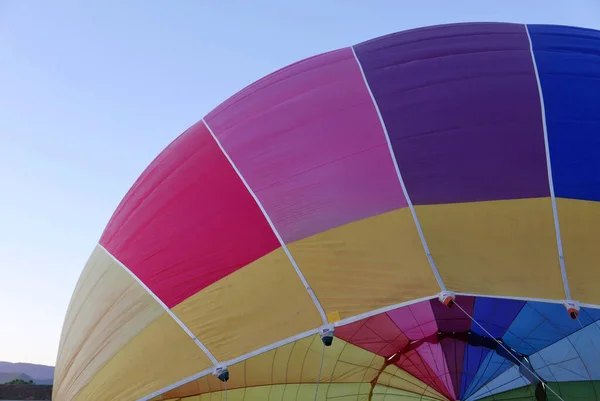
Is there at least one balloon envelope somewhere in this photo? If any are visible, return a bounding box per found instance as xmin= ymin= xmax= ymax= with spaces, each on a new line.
xmin=53 ymin=22 xmax=600 ymax=401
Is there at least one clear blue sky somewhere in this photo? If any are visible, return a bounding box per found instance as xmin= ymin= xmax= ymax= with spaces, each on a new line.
xmin=1 ymin=0 xmax=598 ymax=367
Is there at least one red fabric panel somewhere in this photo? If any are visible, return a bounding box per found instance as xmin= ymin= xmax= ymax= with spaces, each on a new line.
xmin=337 ymin=302 xmax=458 ymax=399
xmin=100 ymin=121 xmax=280 ymax=308
xmin=336 ymin=313 xmax=409 ymax=357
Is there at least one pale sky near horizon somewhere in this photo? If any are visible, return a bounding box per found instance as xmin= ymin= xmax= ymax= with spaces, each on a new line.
xmin=1 ymin=0 xmax=599 ymax=367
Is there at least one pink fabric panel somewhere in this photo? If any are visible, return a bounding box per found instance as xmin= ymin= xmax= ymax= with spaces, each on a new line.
xmin=387 ymin=301 xmax=438 ymax=339
xmin=205 ymin=48 xmax=407 ymax=243
xmin=397 ymin=350 xmax=454 ymax=400
xmin=414 ymin=342 xmax=456 ymax=399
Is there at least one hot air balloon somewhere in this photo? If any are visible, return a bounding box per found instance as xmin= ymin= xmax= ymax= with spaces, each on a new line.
xmin=53 ymin=22 xmax=600 ymax=401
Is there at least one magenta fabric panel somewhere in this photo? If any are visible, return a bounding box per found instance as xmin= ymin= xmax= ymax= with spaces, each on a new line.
xmin=100 ymin=121 xmax=280 ymax=307
xmin=387 ymin=300 xmax=438 ymax=338
xmin=205 ymin=48 xmax=406 ymax=243
xmin=336 ymin=313 xmax=409 ymax=357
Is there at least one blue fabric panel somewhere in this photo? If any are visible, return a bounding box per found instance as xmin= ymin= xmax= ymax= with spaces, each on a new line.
xmin=503 ymin=302 xmax=600 ymax=354
xmin=531 ymin=321 xmax=600 ymax=381
xmin=467 ymin=366 xmax=530 ymax=401
xmin=460 ymin=297 xmax=525 ymax=398
xmin=464 ymin=352 xmax=512 ymax=399
xmin=464 ymin=303 xmax=600 ymax=397
xmin=471 ymin=297 xmax=525 ymax=337
xmin=461 ymin=347 xmax=491 ymax=399
xmin=528 ymin=24 xmax=600 ymax=201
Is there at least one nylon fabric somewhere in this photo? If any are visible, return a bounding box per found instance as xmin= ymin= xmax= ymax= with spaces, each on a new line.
xmin=170 ymin=248 xmax=322 ymax=362
xmin=162 ymin=383 xmax=373 ymax=401
xmin=286 ymin=208 xmax=438 ymax=319
xmin=528 ymin=24 xmax=600 ymax=202
xmin=52 ymin=246 xmax=165 ymax=401
xmin=371 ymin=385 xmax=446 ymax=401
xmin=476 ymin=381 xmax=600 ymax=400
xmin=158 ymin=335 xmax=381 ymax=399
xmin=376 ymin=365 xmax=449 ymax=400
xmin=205 ymin=48 xmax=408 ymax=244
xmin=99 ymin=121 xmax=280 ymax=308
xmin=460 ymin=298 xmax=525 ymax=399
xmin=414 ymin=198 xmax=564 ymax=299
xmin=555 ymin=198 xmax=600 ymax=305
xmin=353 ymin=22 xmax=549 ymax=205
xmin=464 ymin=303 xmax=600 ymax=398
xmin=74 ymin=313 xmax=212 ymax=401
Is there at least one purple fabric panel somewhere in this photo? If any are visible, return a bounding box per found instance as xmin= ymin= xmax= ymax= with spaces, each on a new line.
xmin=430 ymin=295 xmax=474 ymax=332
xmin=205 ymin=48 xmax=406 ymax=243
xmin=353 ymin=22 xmax=549 ymax=205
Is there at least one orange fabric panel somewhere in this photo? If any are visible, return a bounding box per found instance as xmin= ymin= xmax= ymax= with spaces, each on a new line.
xmin=377 ymin=365 xmax=448 ymax=401
xmin=171 ymin=248 xmax=323 ymax=362
xmin=372 ymin=385 xmax=444 ymax=401
xmin=163 ymin=383 xmax=373 ymax=400
xmin=556 ymin=198 xmax=600 ymax=305
xmin=415 ymin=198 xmax=565 ymax=299
xmin=53 ymin=246 xmax=165 ymax=401
xmin=160 ymin=335 xmax=382 ymax=399
xmin=75 ymin=313 xmax=212 ymax=401
xmin=287 ymin=208 xmax=439 ymax=320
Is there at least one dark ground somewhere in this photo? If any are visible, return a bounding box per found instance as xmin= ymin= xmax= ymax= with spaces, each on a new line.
xmin=0 ymin=384 xmax=52 ymax=400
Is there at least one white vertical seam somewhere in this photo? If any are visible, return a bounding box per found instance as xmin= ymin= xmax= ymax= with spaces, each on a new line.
xmin=350 ymin=46 xmax=446 ymax=292
xmin=98 ymin=243 xmax=219 ymax=365
xmin=524 ymin=24 xmax=572 ymax=301
xmin=201 ymin=119 xmax=329 ymax=324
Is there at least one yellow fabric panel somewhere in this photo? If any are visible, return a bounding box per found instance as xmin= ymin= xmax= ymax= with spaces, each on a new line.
xmin=172 ymin=248 xmax=323 ymax=362
xmin=161 ymin=335 xmax=382 ymax=399
xmin=172 ymin=383 xmax=372 ymax=401
xmin=556 ymin=198 xmax=600 ymax=305
xmin=372 ymin=385 xmax=442 ymax=401
xmin=287 ymin=208 xmax=439 ymax=319
xmin=377 ymin=365 xmax=448 ymax=401
xmin=415 ymin=198 xmax=565 ymax=299
xmin=53 ymin=246 xmax=165 ymax=401
xmin=75 ymin=313 xmax=212 ymax=401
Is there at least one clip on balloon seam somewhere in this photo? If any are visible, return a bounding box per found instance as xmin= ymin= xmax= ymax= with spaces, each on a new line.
xmin=437 ymin=291 xmax=456 ymax=308
xmin=564 ymin=300 xmax=580 ymax=320
xmin=212 ymin=364 xmax=230 ymax=400
xmin=319 ymin=324 xmax=335 ymax=346
xmin=212 ymin=364 xmax=229 ymax=382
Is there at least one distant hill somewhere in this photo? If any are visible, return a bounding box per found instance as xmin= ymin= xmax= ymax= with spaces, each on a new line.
xmin=0 ymin=361 xmax=54 ymax=385
xmin=0 ymin=372 xmax=33 ymax=384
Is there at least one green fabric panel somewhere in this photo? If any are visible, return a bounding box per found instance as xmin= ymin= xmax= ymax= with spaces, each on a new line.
xmin=547 ymin=381 xmax=600 ymax=401
xmin=478 ymin=381 xmax=600 ymax=401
